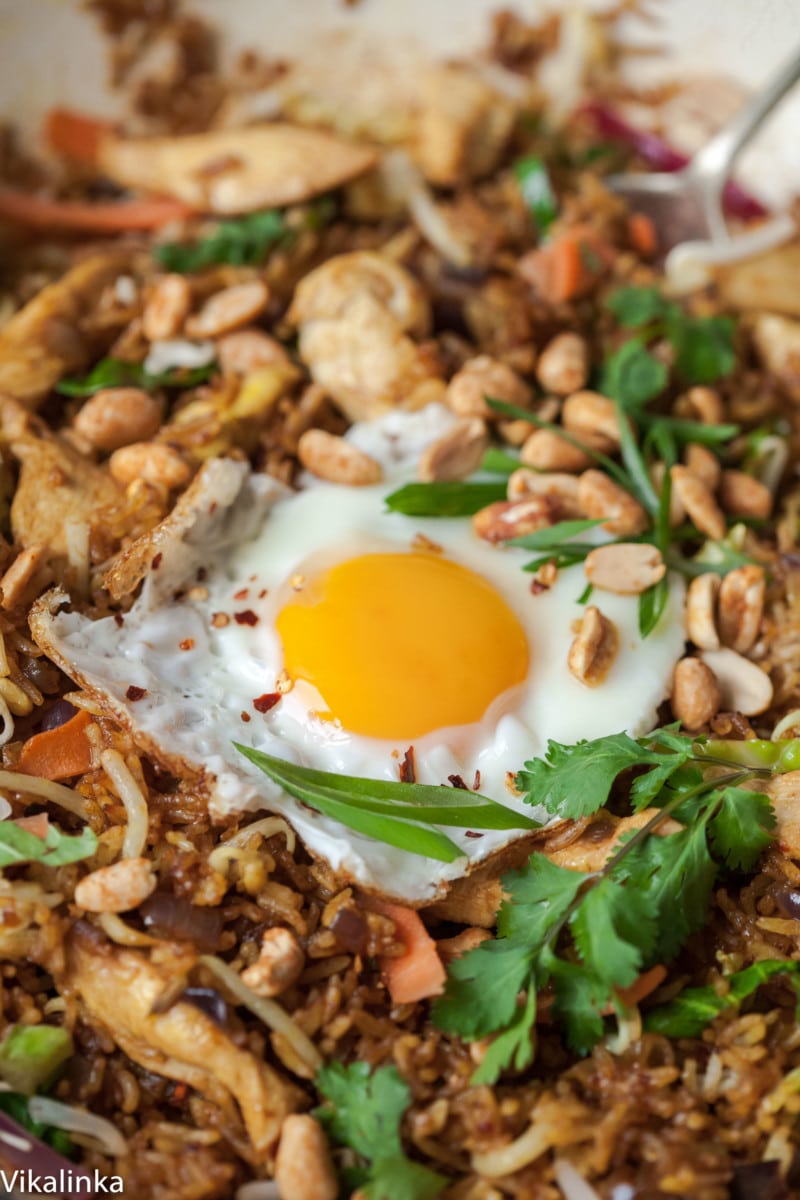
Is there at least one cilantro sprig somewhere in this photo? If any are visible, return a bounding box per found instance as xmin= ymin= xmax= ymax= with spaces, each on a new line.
xmin=644 ymin=960 xmax=800 ymax=1038
xmin=433 ymin=726 xmax=787 ymax=1078
xmin=316 ymin=1062 xmax=445 ymax=1200
xmin=155 ymin=209 xmax=288 ymax=272
xmin=56 ymin=356 xmax=215 ymax=398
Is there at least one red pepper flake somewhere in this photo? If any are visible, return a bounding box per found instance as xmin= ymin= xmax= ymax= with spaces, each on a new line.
xmin=233 ymin=587 xmax=249 ymax=601
xmin=464 ymin=830 xmax=484 ymax=839
xmin=530 ymin=579 xmax=549 ymax=595
xmin=448 ymin=773 xmax=468 ymax=790
xmin=234 ymin=610 xmax=258 ymax=626
xmin=171 ymin=1083 xmax=188 ymax=1103
xmin=240 ymin=711 xmax=252 ymax=722
xmin=253 ymin=692 xmax=281 ymax=714
xmin=399 ymin=746 xmax=416 ymax=784
xmin=126 ymin=685 xmax=147 ymax=702
xmin=152 ymin=553 xmax=163 ymax=570
xmin=114 ymin=613 xmax=125 ymax=627
xmin=473 ymin=770 xmax=481 ymax=791
xmin=179 ymin=638 xmax=195 ymax=651
xmin=258 ymin=588 xmax=268 ymax=599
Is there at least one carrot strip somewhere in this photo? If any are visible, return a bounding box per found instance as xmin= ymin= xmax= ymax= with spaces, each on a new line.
xmin=45 ymin=108 xmax=114 ymax=165
xmin=518 ymin=226 xmax=611 ymax=304
xmin=13 ymin=813 xmax=50 ymax=839
xmin=0 ymin=189 xmax=193 ymax=233
xmin=614 ymin=964 xmax=667 ymax=1009
xmin=16 ymin=710 xmax=94 ymax=782
xmin=368 ymin=898 xmax=446 ymax=1004
xmin=628 ymin=212 xmax=658 ymax=259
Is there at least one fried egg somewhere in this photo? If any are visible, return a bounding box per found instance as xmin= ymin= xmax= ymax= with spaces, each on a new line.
xmin=34 ymin=406 xmax=687 ymax=902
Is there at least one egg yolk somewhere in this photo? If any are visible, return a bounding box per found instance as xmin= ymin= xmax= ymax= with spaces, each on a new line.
xmin=276 ymin=551 xmax=529 ymax=739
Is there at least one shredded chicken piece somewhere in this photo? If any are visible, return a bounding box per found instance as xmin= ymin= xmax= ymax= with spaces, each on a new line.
xmin=766 ymin=772 xmax=800 ymax=859
xmin=412 ymin=64 xmax=516 ymax=186
xmin=65 ymin=925 xmax=302 ymax=1158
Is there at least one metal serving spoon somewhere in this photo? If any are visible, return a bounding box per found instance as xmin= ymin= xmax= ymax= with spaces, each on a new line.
xmin=605 ymin=45 xmax=800 ymax=254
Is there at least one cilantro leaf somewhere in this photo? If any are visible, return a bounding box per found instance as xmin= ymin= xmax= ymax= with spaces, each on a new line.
xmin=709 ymin=786 xmax=776 ymax=871
xmin=514 ymin=155 xmax=558 ymax=234
xmin=516 ymin=732 xmax=659 ymax=820
xmin=56 ymin=356 xmax=214 ymax=397
xmin=668 ymin=314 xmax=736 ymax=384
xmin=0 ymin=822 xmax=97 ymax=869
xmin=471 ymin=987 xmax=537 ymax=1086
xmin=432 ymin=939 xmax=531 ymax=1040
xmin=549 ymin=957 xmax=610 ymax=1054
xmin=316 ymin=1063 xmax=445 ymax=1200
xmin=155 ymin=209 xmax=288 ymax=272
xmin=644 ymin=960 xmax=800 ymax=1038
xmin=601 ymin=339 xmax=668 ymax=411
xmin=571 ymin=876 xmax=656 ymax=989
xmin=498 ymin=854 xmax=585 ymax=942
xmin=629 ymin=743 xmax=693 ymax=811
xmin=606 ymin=286 xmax=671 ymax=328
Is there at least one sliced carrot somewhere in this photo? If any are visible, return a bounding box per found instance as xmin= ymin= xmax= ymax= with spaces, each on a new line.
xmin=368 ymin=898 xmax=446 ymax=1004
xmin=518 ymin=226 xmax=611 ymax=304
xmin=614 ymin=964 xmax=667 ymax=1010
xmin=13 ymin=813 xmax=50 ymax=839
xmin=628 ymin=211 xmax=658 ymax=259
xmin=45 ymin=108 xmax=114 ymax=166
xmin=16 ymin=710 xmax=94 ymax=782
xmin=0 ymin=189 xmax=193 ymax=233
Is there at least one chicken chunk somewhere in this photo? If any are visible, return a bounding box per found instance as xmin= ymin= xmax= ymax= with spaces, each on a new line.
xmin=766 ymin=772 xmax=800 ymax=858
xmin=412 ymin=65 xmax=516 ymax=187
xmin=751 ymin=314 xmax=800 ymax=392
xmin=97 ymin=124 xmax=377 ymax=214
xmin=288 ymin=251 xmax=442 ymax=421
xmin=0 ymin=252 xmax=133 ymax=407
xmin=65 ymin=925 xmax=301 ymax=1158
xmin=715 ymin=241 xmax=800 ymax=318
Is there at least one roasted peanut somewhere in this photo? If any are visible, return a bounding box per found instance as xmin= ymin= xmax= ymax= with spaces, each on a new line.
xmin=298 ymin=429 xmax=382 ymax=486
xmin=418 ymin=417 xmax=488 ymax=482
xmin=686 ymin=573 xmax=721 ymax=650
xmin=185 ymin=280 xmax=269 ymax=338
xmin=498 ymin=417 xmax=533 ymax=446
xmin=445 ymin=355 xmax=532 ymax=419
xmin=717 ymin=564 xmax=766 ymax=654
xmin=699 ymin=648 xmax=773 ymax=716
xmin=274 ymin=1115 xmax=338 ymax=1200
xmin=142 ymin=274 xmax=191 ymax=341
xmin=671 ymin=657 xmax=721 ymax=731
xmin=584 ymin=543 xmax=666 ymax=595
xmin=670 ymin=465 xmax=726 ymax=540
xmin=0 ymin=545 xmax=47 ymax=611
xmin=568 ymin=605 xmax=619 ymax=687
xmin=521 ymin=429 xmax=592 ymax=473
xmin=562 ymin=390 xmax=621 ymax=446
xmin=577 ymin=470 xmax=648 ymax=536
xmin=73 ymin=387 xmax=162 ymax=453
xmin=684 ymin=442 xmax=721 ymax=491
xmin=241 ymin=927 xmax=305 ymax=998
xmin=472 ymin=496 xmax=556 ymax=543
xmin=718 ymin=469 xmax=772 ymax=520
xmin=216 ymin=328 xmax=291 ymax=375
xmin=682 ymin=385 xmax=724 ymax=425
xmin=109 ymin=442 xmax=191 ymax=490
xmin=75 ymin=858 xmax=157 ymax=914
xmin=506 ymin=468 xmax=581 ymax=516
xmin=536 ymin=332 xmax=589 ymax=396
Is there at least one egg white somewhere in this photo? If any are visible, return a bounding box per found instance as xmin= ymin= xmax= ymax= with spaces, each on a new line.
xmin=34 ymin=408 xmax=687 ymax=902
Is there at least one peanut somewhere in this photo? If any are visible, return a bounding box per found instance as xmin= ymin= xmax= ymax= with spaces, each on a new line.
xmin=717 ymin=564 xmax=766 ymax=654
xmin=0 ymin=545 xmax=47 ymax=611
xmin=241 ymin=927 xmax=305 ymax=998
xmin=142 ymin=274 xmax=191 ymax=341
xmin=109 ymin=442 xmax=191 ymax=490
xmin=73 ymin=387 xmax=162 ymax=453
xmin=418 ymin=417 xmax=488 ymax=482
xmin=684 ymin=442 xmax=721 ymax=491
xmin=536 ymin=332 xmax=589 ymax=396
xmin=216 ymin=328 xmax=291 ymax=375
xmin=472 ymin=496 xmax=557 ymax=543
xmin=577 ymin=470 xmax=648 ymax=536
xmin=671 ymin=657 xmax=721 ymax=731
xmin=718 ymin=469 xmax=772 ymax=520
xmin=568 ymin=605 xmax=619 ymax=687
xmin=699 ymin=648 xmax=773 ymax=716
xmin=562 ymin=390 xmax=621 ymax=446
xmin=686 ymin=573 xmax=721 ymax=651
xmin=584 ymin=543 xmax=666 ymax=595
xmin=445 ymin=355 xmax=532 ymax=419
xmin=274 ymin=1115 xmax=338 ymax=1200
xmin=185 ymin=280 xmax=269 ymax=339
xmin=298 ymin=429 xmax=382 ymax=486
xmin=506 ymin=468 xmax=581 ymax=516
xmin=670 ymin=465 xmax=726 ymax=540
xmin=75 ymin=858 xmax=156 ymax=914
xmin=682 ymin=385 xmax=724 ymax=425
xmin=521 ymin=429 xmax=592 ymax=473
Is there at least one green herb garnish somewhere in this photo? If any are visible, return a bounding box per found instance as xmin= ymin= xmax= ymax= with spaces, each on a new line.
xmin=433 ymin=726 xmax=781 ymax=1077
xmin=0 ymin=822 xmax=97 ymax=869
xmin=235 ymin=746 xmax=539 ymax=864
xmin=57 ymin=356 xmax=215 ymax=397
xmin=155 ymin=209 xmax=288 ymax=272
xmin=384 ymin=480 xmax=507 ymax=517
xmin=514 ymin=154 xmax=558 ymax=235
xmin=316 ymin=1062 xmax=446 ymax=1200
xmin=644 ymin=960 xmax=800 ymax=1038
xmin=601 ymin=340 xmax=668 ymax=412
xmin=0 ymin=1025 xmax=73 ymax=1095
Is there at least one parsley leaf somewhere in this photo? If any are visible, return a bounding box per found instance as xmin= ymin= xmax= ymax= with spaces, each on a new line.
xmin=606 ymin=286 xmax=671 ymax=328
xmin=316 ymin=1062 xmax=445 ymax=1200
xmin=515 ymin=732 xmax=659 ymax=820
xmin=0 ymin=822 xmax=97 ymax=869
xmin=644 ymin=960 xmax=800 ymax=1038
xmin=709 ymin=786 xmax=776 ymax=871
xmin=155 ymin=209 xmax=288 ymax=272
